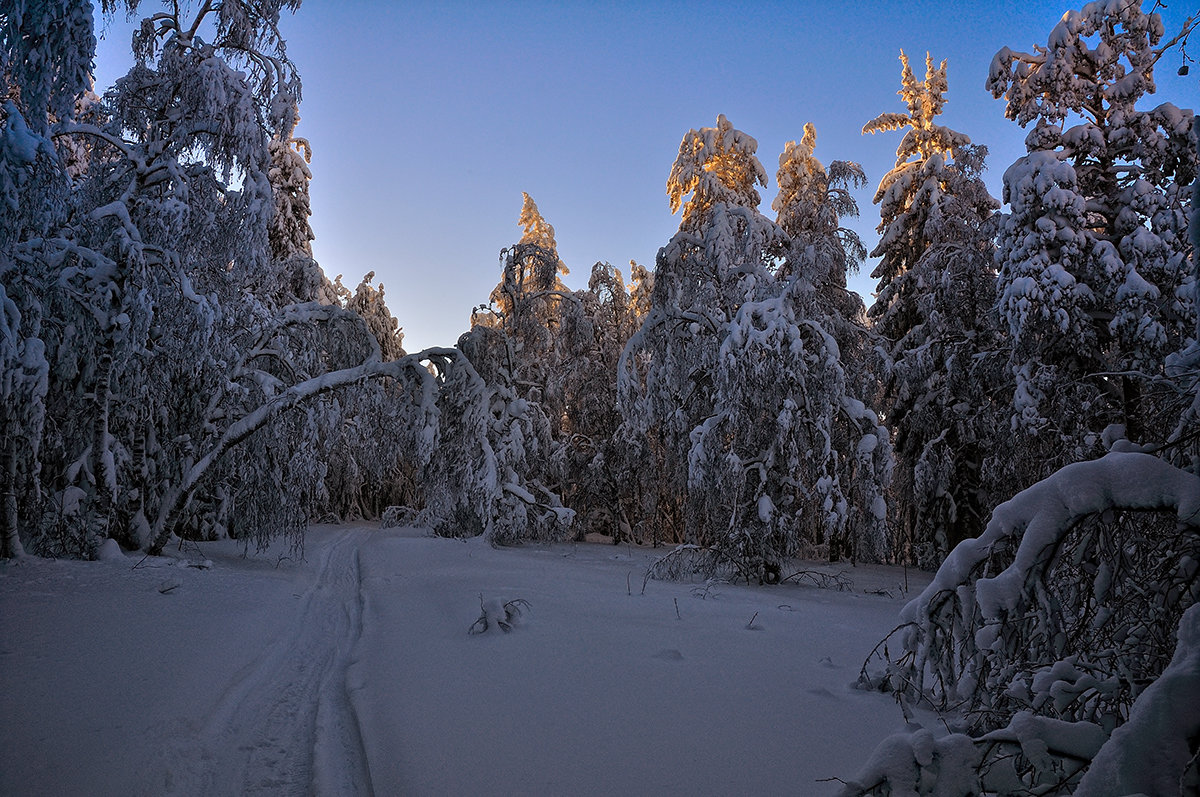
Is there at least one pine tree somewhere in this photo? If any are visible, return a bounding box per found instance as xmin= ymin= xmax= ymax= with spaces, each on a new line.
xmin=863 ymin=52 xmax=1002 ymax=564
xmin=989 ymin=2 xmax=1198 ymax=465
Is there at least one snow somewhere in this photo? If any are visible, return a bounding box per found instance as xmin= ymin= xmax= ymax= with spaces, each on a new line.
xmin=0 ymin=524 xmax=930 ymax=795
xmin=0 ymin=101 xmax=46 ymax=164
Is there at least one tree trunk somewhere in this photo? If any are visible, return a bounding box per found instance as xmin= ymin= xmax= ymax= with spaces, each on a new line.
xmin=116 ymin=422 xmax=149 ymax=549
xmin=1121 ymin=375 xmax=1142 ymax=444
xmin=85 ymin=346 xmax=115 ymax=558
xmin=1 ymin=438 xmax=26 ymax=559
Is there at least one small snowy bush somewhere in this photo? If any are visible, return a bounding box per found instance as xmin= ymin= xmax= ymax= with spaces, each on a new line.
xmin=380 ymin=506 xmax=419 ymax=529
xmin=468 ymin=596 xmax=531 ymax=635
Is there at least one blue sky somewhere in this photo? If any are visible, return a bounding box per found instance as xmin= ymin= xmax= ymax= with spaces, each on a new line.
xmin=94 ymin=1 xmax=1200 ymax=352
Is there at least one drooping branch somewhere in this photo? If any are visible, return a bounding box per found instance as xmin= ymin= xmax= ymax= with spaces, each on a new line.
xmin=146 ymin=347 xmax=467 ymax=554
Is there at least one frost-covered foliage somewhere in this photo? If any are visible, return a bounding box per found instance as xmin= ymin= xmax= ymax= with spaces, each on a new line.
xmin=774 ymin=123 xmax=870 ymax=366
xmin=990 ymin=1 xmax=1199 ymax=467
xmin=667 ymin=113 xmax=770 ymax=231
xmin=1166 ymin=114 xmax=1200 ymax=480
xmin=458 ymin=198 xmax=584 ymax=544
xmin=346 ymin=272 xmax=405 ymax=362
xmin=688 ymin=283 xmax=891 ymax=566
xmin=553 ymin=260 xmax=651 ymax=541
xmin=263 ymin=119 xmax=338 ymax=306
xmin=1075 ymin=601 xmax=1200 ymax=795
xmin=839 ymin=712 xmax=1108 ymax=796
xmin=620 ymin=116 xmax=890 ymax=566
xmin=268 ymin=126 xmax=314 ymax=260
xmin=0 ymin=2 xmax=476 ymax=559
xmin=0 ymin=0 xmax=96 ymax=137
xmin=619 ymin=114 xmax=784 ymax=550
xmin=853 ymin=452 xmax=1200 ymax=792
xmin=3 ymin=0 xmax=300 ymax=555
xmin=848 ymin=12 xmax=1200 ymax=785
xmin=863 ymin=52 xmax=1004 ymax=566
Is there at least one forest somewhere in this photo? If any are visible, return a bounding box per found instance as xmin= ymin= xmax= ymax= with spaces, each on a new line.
xmin=3 ymin=0 xmax=1200 ymax=793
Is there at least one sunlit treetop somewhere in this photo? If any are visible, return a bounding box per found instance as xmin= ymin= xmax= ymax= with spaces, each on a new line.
xmin=773 ymin=122 xmax=867 ymax=251
xmin=518 ymin=191 xmax=567 ymax=276
xmin=863 ymin=51 xmax=972 ymax=178
xmin=666 ymin=113 xmax=769 ymax=230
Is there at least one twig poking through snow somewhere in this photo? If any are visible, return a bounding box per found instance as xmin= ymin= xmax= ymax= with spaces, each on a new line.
xmin=468 ymin=595 xmax=531 ymax=634
xmin=781 ymin=568 xmax=852 ymax=591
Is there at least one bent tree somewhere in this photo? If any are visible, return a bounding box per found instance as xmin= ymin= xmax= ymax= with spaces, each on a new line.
xmin=1 ymin=2 xmax=499 ymax=557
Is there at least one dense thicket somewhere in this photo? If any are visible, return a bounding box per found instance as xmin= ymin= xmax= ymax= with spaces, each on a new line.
xmin=845 ymin=3 xmax=1200 ymax=793
xmin=617 ymin=116 xmax=890 ymax=573
xmin=1 ymin=1 xmax=501 ymax=558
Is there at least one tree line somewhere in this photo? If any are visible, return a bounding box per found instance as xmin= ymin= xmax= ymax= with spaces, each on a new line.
xmin=2 ymin=1 xmax=1197 ymax=582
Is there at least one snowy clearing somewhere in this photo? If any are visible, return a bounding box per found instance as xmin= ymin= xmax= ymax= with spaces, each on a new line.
xmin=0 ymin=525 xmax=929 ymax=795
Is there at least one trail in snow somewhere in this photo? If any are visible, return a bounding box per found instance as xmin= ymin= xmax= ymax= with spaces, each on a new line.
xmin=153 ymin=529 xmax=375 ymax=795
xmin=1 ymin=525 xmax=927 ymax=795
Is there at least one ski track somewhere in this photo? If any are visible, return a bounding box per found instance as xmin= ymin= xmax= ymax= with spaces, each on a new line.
xmin=154 ymin=529 xmax=374 ymax=796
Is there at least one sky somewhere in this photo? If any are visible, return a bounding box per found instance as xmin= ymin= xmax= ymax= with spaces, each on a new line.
xmin=93 ymin=1 xmax=1200 ymax=353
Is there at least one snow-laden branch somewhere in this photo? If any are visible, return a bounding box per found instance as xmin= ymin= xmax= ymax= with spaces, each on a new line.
xmin=146 ymin=347 xmax=465 ymax=554
xmin=862 ymin=451 xmax=1200 ymax=728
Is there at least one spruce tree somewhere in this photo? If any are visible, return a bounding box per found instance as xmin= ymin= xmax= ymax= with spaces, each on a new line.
xmin=622 ymin=116 xmax=892 ymax=566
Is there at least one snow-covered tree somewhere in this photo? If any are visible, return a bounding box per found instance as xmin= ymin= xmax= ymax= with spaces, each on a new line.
xmin=989 ymin=1 xmax=1199 ymax=465
xmin=0 ymin=279 xmax=48 ymax=559
xmin=0 ymin=2 xmax=471 ymax=559
xmin=553 ymin=260 xmax=651 ymax=541
xmin=774 ymin=123 xmax=869 ymax=335
xmin=1173 ymin=116 xmax=1200 ymax=476
xmin=471 ymin=196 xmax=582 ymax=432
xmin=517 ymin=191 xmax=567 ymax=277
xmin=853 ymin=452 xmax=1200 ymax=793
xmin=268 ymin=121 xmax=315 ymax=261
xmin=686 ymin=122 xmax=890 ymax=567
xmin=346 ymin=272 xmax=405 ymax=362
xmin=862 ymin=52 xmax=1003 ymax=565
xmin=849 ymin=14 xmax=1199 ymax=785
xmin=619 ymin=115 xmax=784 ymax=549
xmin=486 ymin=192 xmax=570 ymax=322
xmin=265 ymin=114 xmax=339 ymax=306
xmin=622 ymin=116 xmax=891 ymax=566
xmin=458 ymin=199 xmax=583 ymax=544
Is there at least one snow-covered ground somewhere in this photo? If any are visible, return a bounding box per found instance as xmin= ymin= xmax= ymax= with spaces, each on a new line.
xmin=1 ymin=525 xmax=930 ymax=795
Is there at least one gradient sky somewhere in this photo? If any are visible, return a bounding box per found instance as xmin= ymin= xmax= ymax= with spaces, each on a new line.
xmin=93 ymin=1 xmax=1200 ymax=353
